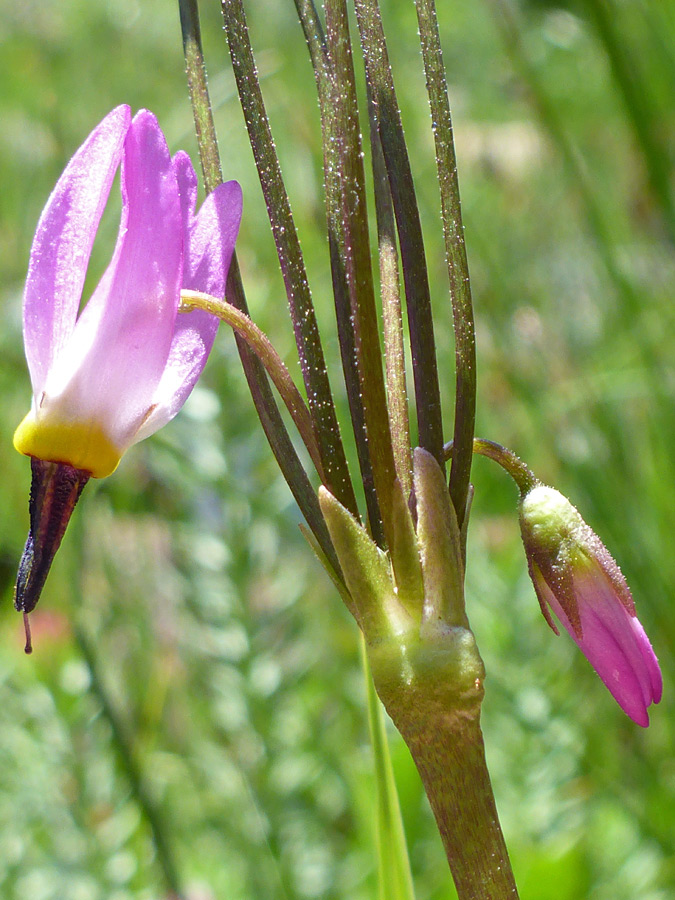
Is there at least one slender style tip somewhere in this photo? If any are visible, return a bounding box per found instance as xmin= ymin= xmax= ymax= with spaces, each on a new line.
xmin=14 ymin=458 xmax=90 ymax=646
xmin=23 ymin=612 xmax=33 ymax=655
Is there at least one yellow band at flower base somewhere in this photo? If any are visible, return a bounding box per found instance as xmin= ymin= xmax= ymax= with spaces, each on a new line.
xmin=13 ymin=412 xmax=122 ymax=478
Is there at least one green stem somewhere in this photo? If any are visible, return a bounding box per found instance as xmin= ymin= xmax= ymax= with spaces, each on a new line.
xmin=220 ymin=0 xmax=358 ymax=517
xmin=401 ymin=707 xmax=517 ymax=899
xmin=178 ymin=0 xmax=222 ymax=192
xmin=415 ymin=0 xmax=476 ymax=528
xmin=227 ymin=257 xmax=342 ymax=576
xmin=323 ymin=453 xmax=518 ymax=899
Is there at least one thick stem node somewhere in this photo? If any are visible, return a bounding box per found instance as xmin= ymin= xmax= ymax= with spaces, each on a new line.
xmin=370 ymin=629 xmax=519 ymax=900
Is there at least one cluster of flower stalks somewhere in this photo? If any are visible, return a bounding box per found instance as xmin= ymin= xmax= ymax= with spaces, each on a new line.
xmin=12 ymin=0 xmax=661 ymax=898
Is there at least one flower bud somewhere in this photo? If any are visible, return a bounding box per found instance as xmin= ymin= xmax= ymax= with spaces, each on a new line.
xmin=519 ymin=484 xmax=662 ymax=726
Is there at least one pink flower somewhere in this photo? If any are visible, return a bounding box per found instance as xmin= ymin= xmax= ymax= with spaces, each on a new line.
xmin=13 ymin=106 xmax=242 ymax=640
xmin=520 ymin=484 xmax=662 ymax=726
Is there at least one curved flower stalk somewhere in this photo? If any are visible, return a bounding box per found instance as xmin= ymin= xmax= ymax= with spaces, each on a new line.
xmin=13 ymin=105 xmax=242 ymax=645
xmin=472 ymin=439 xmax=662 ymax=727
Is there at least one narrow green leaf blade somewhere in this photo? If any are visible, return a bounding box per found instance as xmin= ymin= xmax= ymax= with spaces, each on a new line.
xmin=361 ymin=635 xmax=416 ymax=900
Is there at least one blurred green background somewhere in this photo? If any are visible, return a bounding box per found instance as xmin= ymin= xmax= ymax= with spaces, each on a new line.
xmin=0 ymin=0 xmax=673 ymax=897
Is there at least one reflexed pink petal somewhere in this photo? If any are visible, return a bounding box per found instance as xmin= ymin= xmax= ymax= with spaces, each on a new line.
xmin=174 ymin=150 xmax=198 ymax=229
xmin=184 ymin=179 xmax=242 ymax=298
xmin=579 ymin=568 xmax=657 ymax=709
xmin=133 ymin=172 xmax=242 ymax=442
xmin=578 ymin=606 xmax=650 ymax=727
xmin=23 ymin=105 xmax=131 ymax=395
xmin=45 ymin=109 xmax=183 ymax=449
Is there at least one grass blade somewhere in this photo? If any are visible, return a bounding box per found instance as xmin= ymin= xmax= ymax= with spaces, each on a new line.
xmin=361 ymin=635 xmax=416 ymax=900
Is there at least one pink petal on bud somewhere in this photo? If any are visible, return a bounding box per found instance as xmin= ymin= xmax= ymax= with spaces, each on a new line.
xmin=521 ymin=485 xmax=662 ymax=725
xmin=532 ymin=562 xmax=662 ymax=726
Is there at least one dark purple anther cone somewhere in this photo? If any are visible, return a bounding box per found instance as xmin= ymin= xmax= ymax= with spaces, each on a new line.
xmin=15 ymin=458 xmax=90 ymax=652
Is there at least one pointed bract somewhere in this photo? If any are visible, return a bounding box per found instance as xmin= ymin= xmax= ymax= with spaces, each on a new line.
xmin=520 ymin=484 xmax=662 ymax=726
